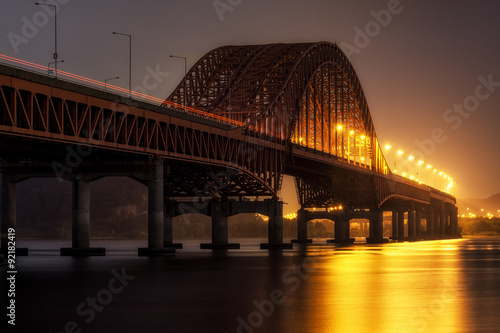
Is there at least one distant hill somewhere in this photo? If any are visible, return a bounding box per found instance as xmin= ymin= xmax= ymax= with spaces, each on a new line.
xmin=458 ymin=193 xmax=500 ymax=216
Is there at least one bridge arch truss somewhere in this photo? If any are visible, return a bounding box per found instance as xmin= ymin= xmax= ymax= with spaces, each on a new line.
xmin=167 ymin=42 xmax=389 ymax=175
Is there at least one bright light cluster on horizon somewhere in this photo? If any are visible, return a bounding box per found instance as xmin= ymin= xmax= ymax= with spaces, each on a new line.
xmin=460 ymin=208 xmax=500 ymax=219
xmin=283 ymin=205 xmax=344 ymax=219
xmin=383 ymin=144 xmax=456 ymax=196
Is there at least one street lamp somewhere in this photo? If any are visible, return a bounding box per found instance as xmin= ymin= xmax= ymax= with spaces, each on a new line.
xmin=104 ymin=76 xmax=120 ymax=91
xmin=48 ymin=60 xmax=64 ymax=76
xmin=170 ymin=55 xmax=187 ymax=112
xmin=112 ymin=32 xmax=132 ymax=98
xmin=35 ymin=2 xmax=59 ymax=77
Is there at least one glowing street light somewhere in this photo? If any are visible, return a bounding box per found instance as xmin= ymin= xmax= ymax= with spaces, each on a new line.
xmin=385 ymin=144 xmax=391 ymax=150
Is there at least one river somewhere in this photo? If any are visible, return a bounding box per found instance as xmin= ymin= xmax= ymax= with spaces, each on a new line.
xmin=1 ymin=237 xmax=500 ymax=332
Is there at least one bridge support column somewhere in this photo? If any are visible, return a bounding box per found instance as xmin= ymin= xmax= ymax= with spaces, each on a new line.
xmin=427 ymin=205 xmax=436 ymax=239
xmin=408 ymin=203 xmax=416 ymax=241
xmin=261 ymin=199 xmax=293 ymax=249
xmin=444 ymin=204 xmax=452 ymax=238
xmin=397 ymin=209 xmax=405 ymax=241
xmin=201 ymin=199 xmax=240 ymax=250
xmin=391 ymin=211 xmax=398 ymax=240
xmin=451 ymin=206 xmax=459 ymax=238
xmin=367 ymin=210 xmax=388 ymax=243
xmin=439 ymin=202 xmax=446 ymax=239
xmin=415 ymin=207 xmax=422 ymax=240
xmin=1 ymin=175 xmax=27 ymax=256
xmin=61 ymin=175 xmax=105 ymax=256
xmin=139 ymin=159 xmax=174 ymax=256
xmin=291 ymin=208 xmax=312 ymax=244
xmin=329 ymin=215 xmax=354 ymax=244
xmin=164 ymin=201 xmax=183 ymax=249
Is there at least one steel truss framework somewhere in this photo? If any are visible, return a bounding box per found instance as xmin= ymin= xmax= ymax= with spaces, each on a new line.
xmin=167 ymin=42 xmax=388 ymax=175
xmin=167 ymin=42 xmax=432 ymax=208
xmin=0 ymin=68 xmax=283 ymax=197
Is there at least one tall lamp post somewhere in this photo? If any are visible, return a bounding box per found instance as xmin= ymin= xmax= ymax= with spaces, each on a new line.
xmin=169 ymin=55 xmax=187 ymax=112
xmin=112 ymin=32 xmax=132 ymax=98
xmin=35 ymin=2 xmax=59 ymax=77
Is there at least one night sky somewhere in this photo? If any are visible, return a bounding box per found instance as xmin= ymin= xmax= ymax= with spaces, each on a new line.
xmin=1 ymin=0 xmax=499 ymax=202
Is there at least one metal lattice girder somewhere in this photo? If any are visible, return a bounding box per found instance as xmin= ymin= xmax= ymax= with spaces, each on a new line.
xmin=166 ymin=42 xmax=389 ymax=174
xmin=0 ymin=66 xmax=285 ymax=196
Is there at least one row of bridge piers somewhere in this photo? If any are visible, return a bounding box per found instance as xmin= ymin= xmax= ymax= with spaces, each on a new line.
xmin=0 ymin=160 xmax=459 ymax=257
xmin=0 ymin=159 xmax=295 ymax=256
xmin=293 ymin=202 xmax=459 ymax=245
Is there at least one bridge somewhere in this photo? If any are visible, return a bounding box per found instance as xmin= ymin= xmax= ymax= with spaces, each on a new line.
xmin=0 ymin=42 xmax=458 ymax=256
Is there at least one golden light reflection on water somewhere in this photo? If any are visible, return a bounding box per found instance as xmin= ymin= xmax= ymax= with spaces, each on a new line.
xmin=300 ymin=240 xmax=466 ymax=333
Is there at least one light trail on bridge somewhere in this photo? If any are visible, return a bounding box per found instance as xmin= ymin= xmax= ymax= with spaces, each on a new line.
xmin=0 ymin=54 xmax=245 ymax=127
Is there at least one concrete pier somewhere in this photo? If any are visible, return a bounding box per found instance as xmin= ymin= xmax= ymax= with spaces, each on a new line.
xmin=0 ymin=175 xmax=28 ymax=255
xmin=366 ymin=210 xmax=388 ymax=243
xmin=291 ymin=208 xmax=313 ymax=244
xmin=138 ymin=159 xmax=175 ymax=256
xmin=415 ymin=207 xmax=422 ymax=240
xmin=163 ymin=201 xmax=183 ymax=249
xmin=397 ymin=209 xmax=405 ymax=241
xmin=408 ymin=203 xmax=416 ymax=241
xmin=61 ymin=175 xmax=105 ymax=256
xmin=201 ymin=199 xmax=240 ymax=250
xmin=440 ymin=202 xmax=446 ymax=238
xmin=261 ymin=199 xmax=293 ymax=249
xmin=391 ymin=211 xmax=398 ymax=240
xmin=427 ymin=205 xmax=435 ymax=239
xmin=328 ymin=215 xmax=354 ymax=243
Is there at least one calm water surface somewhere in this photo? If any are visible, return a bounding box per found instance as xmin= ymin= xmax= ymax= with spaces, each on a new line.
xmin=1 ymin=237 xmax=500 ymax=333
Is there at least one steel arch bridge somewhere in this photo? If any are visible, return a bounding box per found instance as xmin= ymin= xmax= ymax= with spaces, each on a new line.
xmin=168 ymin=43 xmax=385 ymax=169
xmin=0 ymin=42 xmax=458 ymax=255
xmin=165 ymin=42 xmax=423 ymax=208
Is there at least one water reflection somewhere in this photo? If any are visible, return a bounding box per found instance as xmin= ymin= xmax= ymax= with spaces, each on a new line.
xmin=298 ymin=241 xmax=466 ymax=333
xmin=6 ymin=238 xmax=500 ymax=332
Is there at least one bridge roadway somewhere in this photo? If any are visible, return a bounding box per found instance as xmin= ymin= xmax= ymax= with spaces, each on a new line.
xmin=0 ymin=48 xmax=458 ymax=256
